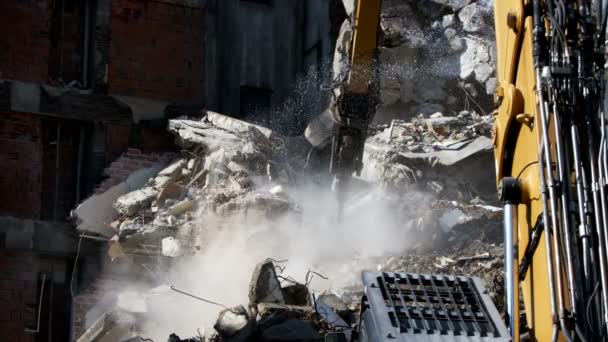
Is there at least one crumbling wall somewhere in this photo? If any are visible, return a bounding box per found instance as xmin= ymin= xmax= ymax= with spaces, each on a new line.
xmin=108 ymin=0 xmax=205 ymax=103
xmin=95 ymin=148 xmax=175 ymax=194
xmin=375 ymin=0 xmax=495 ymax=123
xmin=71 ymin=277 xmax=132 ymax=342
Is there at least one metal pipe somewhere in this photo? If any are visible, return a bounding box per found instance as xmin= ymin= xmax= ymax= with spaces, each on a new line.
xmin=24 ymin=274 xmax=47 ymax=333
xmin=540 ymin=95 xmax=569 ymax=332
xmin=572 ymin=125 xmax=592 ymax=291
xmin=551 ymin=103 xmax=579 ymax=315
xmin=504 ymin=203 xmax=517 ymax=336
xmin=586 ymin=107 xmax=608 ymax=329
xmin=597 ymin=100 xmax=608 ymax=329
xmin=534 ymin=72 xmax=560 ymax=338
xmin=48 ymin=280 xmax=53 ymax=342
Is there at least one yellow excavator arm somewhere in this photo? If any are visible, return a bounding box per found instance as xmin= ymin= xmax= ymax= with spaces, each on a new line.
xmin=329 ymin=0 xmax=382 ymax=200
xmin=494 ymin=1 xmax=608 ymax=341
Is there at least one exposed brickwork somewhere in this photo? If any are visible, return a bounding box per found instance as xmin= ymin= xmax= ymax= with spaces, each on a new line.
xmin=0 ymin=1 xmax=52 ymax=82
xmin=0 ymin=112 xmax=43 ymax=219
xmin=108 ymin=0 xmax=205 ymax=103
xmin=95 ymin=148 xmax=175 ymax=193
xmin=106 ymin=122 xmax=132 ymax=163
xmin=47 ymin=0 xmax=85 ymax=82
xmin=71 ymin=276 xmax=132 ymax=341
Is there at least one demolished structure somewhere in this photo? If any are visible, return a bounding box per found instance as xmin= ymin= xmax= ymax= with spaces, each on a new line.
xmin=73 ymin=103 xmax=504 ymax=340
xmin=26 ymin=0 xmax=504 ymax=341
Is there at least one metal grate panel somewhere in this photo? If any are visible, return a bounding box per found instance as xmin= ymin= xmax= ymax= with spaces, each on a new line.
xmin=359 ymin=272 xmax=509 ymax=342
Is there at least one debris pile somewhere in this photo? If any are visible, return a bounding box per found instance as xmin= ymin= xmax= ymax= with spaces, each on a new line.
xmin=200 ymin=196 xmax=505 ymax=341
xmin=206 ymin=259 xmax=353 ymax=342
xmin=371 ymin=110 xmax=493 ymax=151
xmin=98 ymin=111 xmax=292 ymax=255
xmin=362 ymin=110 xmax=496 ymax=202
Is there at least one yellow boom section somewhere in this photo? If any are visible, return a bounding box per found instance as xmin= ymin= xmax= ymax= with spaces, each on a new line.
xmin=348 ymin=0 xmax=382 ymax=94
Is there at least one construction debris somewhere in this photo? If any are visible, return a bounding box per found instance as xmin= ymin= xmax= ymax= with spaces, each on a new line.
xmin=74 ymin=105 xmax=505 ymax=341
xmin=249 ymin=260 xmax=286 ymax=305
xmin=362 ymin=110 xmax=496 ymax=202
xmin=214 ymin=306 xmax=256 ymax=342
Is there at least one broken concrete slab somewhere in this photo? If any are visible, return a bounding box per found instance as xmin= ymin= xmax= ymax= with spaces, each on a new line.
xmin=157 ymin=159 xmax=186 ymax=180
xmin=114 ymin=186 xmax=158 ymax=217
xmin=73 ymin=166 xmax=162 ymax=236
xmin=206 ymin=110 xmax=273 ymax=139
xmin=249 ymin=260 xmax=285 ymax=305
xmin=304 ymin=109 xmax=336 ymax=147
xmin=168 ymin=119 xmax=243 ymax=152
xmin=317 ymin=294 xmax=349 ymax=319
xmin=315 ymin=296 xmax=352 ymax=340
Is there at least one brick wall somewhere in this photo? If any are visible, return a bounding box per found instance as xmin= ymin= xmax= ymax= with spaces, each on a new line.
xmin=108 ymin=0 xmax=205 ymax=103
xmin=0 ymin=112 xmax=43 ymax=219
xmin=0 ymin=251 xmax=38 ymax=342
xmin=0 ymin=250 xmax=72 ymax=342
xmin=0 ymin=1 xmax=51 ymax=82
xmin=95 ymin=148 xmax=175 ymax=194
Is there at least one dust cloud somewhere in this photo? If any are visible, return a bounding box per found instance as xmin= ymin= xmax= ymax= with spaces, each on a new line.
xmin=136 ymin=181 xmax=432 ymax=339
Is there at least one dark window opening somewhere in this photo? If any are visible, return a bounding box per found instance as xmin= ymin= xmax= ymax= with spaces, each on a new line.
xmin=240 ymin=0 xmax=273 ymax=6
xmin=65 ymin=0 xmax=77 ymax=13
xmin=240 ymin=86 xmax=271 ymax=122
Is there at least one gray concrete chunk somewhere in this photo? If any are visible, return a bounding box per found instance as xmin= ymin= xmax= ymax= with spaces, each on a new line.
xmin=249 ymin=260 xmax=285 ymax=305
xmin=114 ymin=187 xmax=158 ymax=216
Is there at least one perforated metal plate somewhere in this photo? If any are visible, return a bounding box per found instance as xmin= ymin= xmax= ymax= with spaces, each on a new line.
xmin=359 ymin=272 xmax=509 ymax=342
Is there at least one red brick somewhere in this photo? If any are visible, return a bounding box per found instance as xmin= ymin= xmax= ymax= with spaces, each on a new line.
xmin=108 ymin=0 xmax=204 ymax=103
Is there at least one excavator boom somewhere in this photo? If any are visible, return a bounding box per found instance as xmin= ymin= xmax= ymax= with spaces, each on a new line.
xmin=494 ymin=1 xmax=608 ymax=340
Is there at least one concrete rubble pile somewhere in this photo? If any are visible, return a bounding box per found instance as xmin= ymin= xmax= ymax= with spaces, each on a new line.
xmin=362 ymin=110 xmax=496 ymax=201
xmin=202 ymin=201 xmax=505 ymax=341
xmin=100 ymin=111 xmax=293 ymax=256
xmin=326 ymin=198 xmax=505 ymax=315
xmin=376 ymin=0 xmax=496 ymax=121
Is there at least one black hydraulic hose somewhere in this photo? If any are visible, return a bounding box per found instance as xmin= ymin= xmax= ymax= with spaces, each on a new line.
xmin=533 ymin=0 xmax=544 ymax=65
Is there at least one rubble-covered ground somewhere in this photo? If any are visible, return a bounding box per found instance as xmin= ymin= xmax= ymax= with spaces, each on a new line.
xmin=74 ymin=107 xmax=504 ymax=342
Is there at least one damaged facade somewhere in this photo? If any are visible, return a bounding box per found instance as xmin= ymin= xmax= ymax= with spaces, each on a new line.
xmin=0 ymin=1 xmax=337 ymax=341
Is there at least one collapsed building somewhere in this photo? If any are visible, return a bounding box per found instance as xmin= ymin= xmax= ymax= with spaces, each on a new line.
xmin=0 ymin=0 xmax=502 ymax=341
xmin=70 ymin=106 xmax=503 ymax=341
